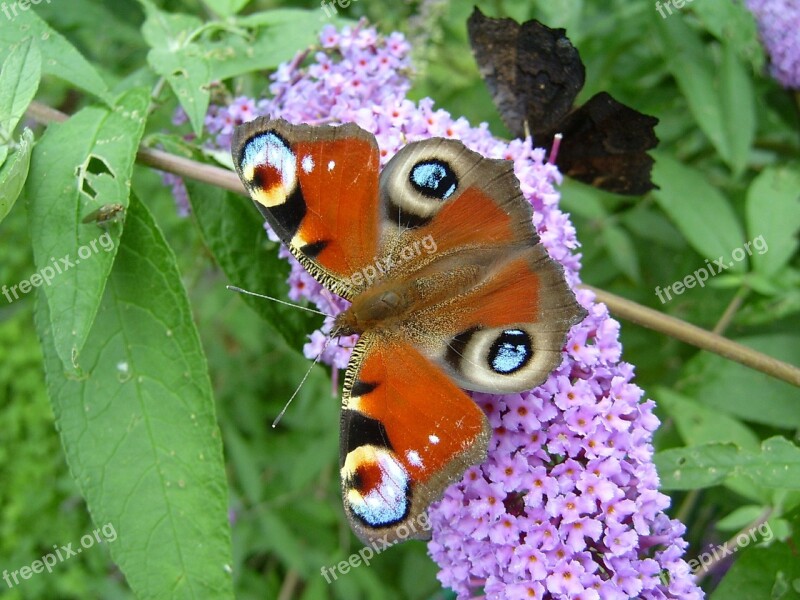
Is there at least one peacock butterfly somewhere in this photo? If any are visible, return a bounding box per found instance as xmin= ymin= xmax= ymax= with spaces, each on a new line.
xmin=231 ymin=117 xmax=586 ymax=544
xmin=467 ymin=7 xmax=659 ymax=196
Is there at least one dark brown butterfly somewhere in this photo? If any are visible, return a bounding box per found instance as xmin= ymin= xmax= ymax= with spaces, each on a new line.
xmin=467 ymin=7 xmax=659 ymax=195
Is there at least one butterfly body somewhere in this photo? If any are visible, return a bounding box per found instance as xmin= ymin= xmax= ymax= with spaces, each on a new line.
xmin=232 ymin=117 xmax=585 ymax=544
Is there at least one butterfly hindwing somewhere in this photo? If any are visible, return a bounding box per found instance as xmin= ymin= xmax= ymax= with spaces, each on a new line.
xmin=373 ymin=137 xmax=586 ymax=393
xmin=231 ymin=117 xmax=381 ymax=299
xmin=545 ymin=92 xmax=659 ymax=195
xmin=430 ymin=244 xmax=585 ymax=392
xmin=340 ymin=333 xmax=491 ymax=544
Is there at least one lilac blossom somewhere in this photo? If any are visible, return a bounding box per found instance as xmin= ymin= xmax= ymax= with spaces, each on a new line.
xmin=161 ymin=171 xmax=190 ymax=217
xmin=165 ymin=21 xmax=703 ymax=599
xmin=746 ymin=0 xmax=800 ymax=89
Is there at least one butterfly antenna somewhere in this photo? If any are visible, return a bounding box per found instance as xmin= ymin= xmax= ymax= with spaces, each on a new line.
xmin=272 ymin=335 xmax=335 ymax=428
xmin=549 ymin=133 xmax=563 ymax=165
xmin=226 ymin=285 xmax=333 ymax=318
xmin=523 ymin=119 xmax=532 ymax=140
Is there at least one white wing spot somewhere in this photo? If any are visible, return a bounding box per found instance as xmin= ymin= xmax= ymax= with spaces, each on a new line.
xmin=302 ymin=155 xmax=314 ymax=173
xmin=406 ymin=450 xmax=423 ymax=468
xmin=429 ymin=434 xmax=440 ymax=444
xmin=327 ymin=160 xmax=336 ymax=171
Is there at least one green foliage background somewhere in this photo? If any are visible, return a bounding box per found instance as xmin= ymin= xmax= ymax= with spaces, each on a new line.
xmin=0 ymin=0 xmax=798 ymax=599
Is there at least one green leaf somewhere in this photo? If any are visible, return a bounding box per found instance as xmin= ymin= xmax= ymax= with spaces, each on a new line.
xmin=720 ymin=41 xmax=755 ymax=176
xmin=652 ymin=152 xmax=746 ymax=271
xmin=35 ymin=194 xmax=234 ymax=600
xmin=0 ymin=9 xmax=110 ymax=103
xmin=139 ymin=0 xmax=203 ymax=49
xmin=258 ymin=510 xmax=308 ymax=573
xmin=710 ymin=510 xmax=800 ymax=600
xmin=658 ymin=17 xmax=755 ymax=173
xmin=620 ymin=204 xmax=686 ymax=250
xmin=26 ymin=87 xmax=149 ymax=371
xmin=139 ymin=0 xmax=210 ymax=135
xmin=220 ymin=423 xmax=263 ymax=506
xmin=679 ymin=334 xmax=800 ymax=428
xmin=0 ymin=128 xmax=33 ymax=224
xmin=184 ymin=180 xmax=319 ymax=345
xmin=206 ymin=12 xmax=321 ymax=81
xmin=656 ymin=437 xmax=800 ymax=491
xmin=715 ymin=505 xmax=771 ymax=531
xmin=658 ymin=17 xmax=727 ymax=161
xmin=655 ymin=388 xmax=759 ymax=451
xmin=656 ymin=388 xmax=769 ymax=502
xmin=742 ymin=437 xmax=800 ymax=492
xmin=0 ymin=37 xmax=41 ymax=141
xmin=601 ymin=224 xmax=641 ymax=283
xmin=236 ymin=7 xmax=328 ymax=28
xmin=203 ymin=0 xmax=252 ymax=18
xmin=746 ymin=166 xmax=800 ymax=277
xmin=559 ymin=179 xmax=608 ymax=221
xmin=148 ymin=47 xmax=210 ymax=136
xmin=656 ymin=443 xmax=741 ymax=490
xmin=691 ymin=0 xmax=765 ymax=71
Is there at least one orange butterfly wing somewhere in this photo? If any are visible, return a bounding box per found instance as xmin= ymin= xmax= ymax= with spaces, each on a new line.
xmin=374 ymin=138 xmax=585 ymax=393
xmin=231 ymin=118 xmax=380 ymax=298
xmin=340 ymin=334 xmax=491 ymax=544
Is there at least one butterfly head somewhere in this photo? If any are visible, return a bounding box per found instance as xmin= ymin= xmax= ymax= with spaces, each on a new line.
xmin=331 ymin=285 xmax=408 ymax=338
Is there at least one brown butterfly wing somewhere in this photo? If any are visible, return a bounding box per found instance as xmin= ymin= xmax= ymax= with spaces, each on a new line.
xmin=468 ymin=7 xmax=584 ymax=138
xmin=540 ymin=92 xmax=660 ymax=195
xmin=374 ymin=137 xmax=586 ymax=393
xmin=468 ymin=9 xmax=659 ymax=195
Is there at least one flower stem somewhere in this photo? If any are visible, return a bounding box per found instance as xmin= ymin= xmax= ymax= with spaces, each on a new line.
xmin=25 ymin=100 xmax=800 ymax=388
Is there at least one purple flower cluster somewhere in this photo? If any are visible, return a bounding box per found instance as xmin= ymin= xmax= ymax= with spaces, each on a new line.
xmin=205 ymin=96 xmax=262 ymax=152
xmin=170 ymin=20 xmax=704 ymax=599
xmin=746 ymin=0 xmax=800 ymax=89
xmin=262 ymin=24 xmax=412 ymax=125
xmin=428 ymin=296 xmax=702 ymax=599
